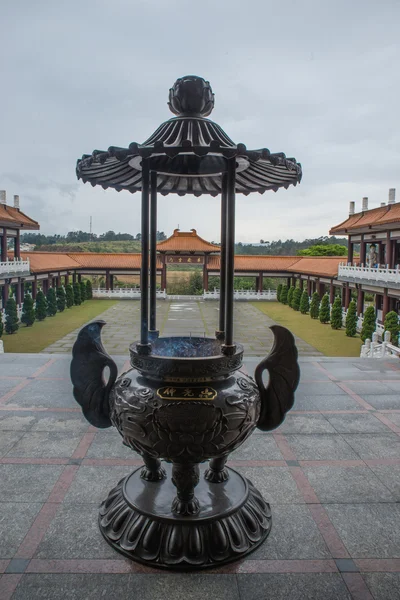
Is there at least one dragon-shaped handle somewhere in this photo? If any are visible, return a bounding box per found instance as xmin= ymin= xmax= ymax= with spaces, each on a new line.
xmin=254 ymin=325 xmax=300 ymax=431
xmin=70 ymin=320 xmax=118 ymax=428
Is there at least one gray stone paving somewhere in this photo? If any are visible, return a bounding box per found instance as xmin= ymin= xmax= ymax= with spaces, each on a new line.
xmin=1 ymin=354 xmax=400 ymax=598
xmin=43 ymin=299 xmax=322 ymax=356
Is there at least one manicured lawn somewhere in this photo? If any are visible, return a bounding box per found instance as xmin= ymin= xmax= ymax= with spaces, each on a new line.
xmin=253 ymin=302 xmax=362 ymax=357
xmin=2 ymin=300 xmax=117 ymax=353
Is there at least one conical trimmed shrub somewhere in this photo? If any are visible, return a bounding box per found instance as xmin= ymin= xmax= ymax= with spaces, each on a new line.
xmin=277 ymin=283 xmax=282 ymax=302
xmin=5 ymin=298 xmax=19 ymax=334
xmin=35 ymin=290 xmax=47 ymax=321
xmin=319 ymin=294 xmax=330 ymax=324
xmin=85 ymin=279 xmax=93 ymax=299
xmin=310 ymin=292 xmax=320 ymax=319
xmin=0 ymin=317 xmax=3 ymax=338
xmin=287 ymin=286 xmax=295 ymax=307
xmin=46 ymin=287 xmax=57 ymax=316
xmin=345 ymin=300 xmax=357 ymax=337
xmin=73 ymin=282 xmax=81 ymax=305
xmin=80 ymin=280 xmax=86 ymax=302
xmin=292 ymin=287 xmax=302 ymax=311
xmin=384 ymin=310 xmax=399 ymax=346
xmin=330 ymin=296 xmax=343 ymax=329
xmin=280 ymin=285 xmax=288 ymax=305
xmin=300 ymin=290 xmax=309 ymax=314
xmin=21 ymin=293 xmax=35 ymax=326
xmin=65 ymin=284 xmax=74 ymax=308
xmin=56 ymin=287 xmax=66 ymax=312
xmin=361 ymin=305 xmax=376 ymax=342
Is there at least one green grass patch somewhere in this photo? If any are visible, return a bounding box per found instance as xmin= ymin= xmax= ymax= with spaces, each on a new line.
xmin=2 ymin=300 xmax=117 ymax=353
xmin=253 ymin=302 xmax=362 ymax=357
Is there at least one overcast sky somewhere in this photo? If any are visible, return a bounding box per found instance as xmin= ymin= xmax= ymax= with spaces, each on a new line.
xmin=1 ymin=0 xmax=399 ymax=242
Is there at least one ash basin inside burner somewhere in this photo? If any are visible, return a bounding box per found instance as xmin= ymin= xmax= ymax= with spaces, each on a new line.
xmin=148 ymin=336 xmax=222 ymax=358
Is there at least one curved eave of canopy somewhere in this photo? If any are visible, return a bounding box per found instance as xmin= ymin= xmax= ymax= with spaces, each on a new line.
xmin=76 ymin=117 xmax=302 ymax=197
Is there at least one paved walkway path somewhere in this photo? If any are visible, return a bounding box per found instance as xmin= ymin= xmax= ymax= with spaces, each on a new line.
xmin=43 ymin=299 xmax=322 ymax=357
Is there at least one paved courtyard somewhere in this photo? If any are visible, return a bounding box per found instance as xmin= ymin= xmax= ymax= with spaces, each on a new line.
xmin=1 ymin=353 xmax=400 ymax=599
xmin=43 ymin=299 xmax=322 ymax=357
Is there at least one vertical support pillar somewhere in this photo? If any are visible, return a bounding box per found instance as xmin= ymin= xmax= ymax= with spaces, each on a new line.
xmin=56 ymin=273 xmax=61 ymax=288
xmin=299 ymin=279 xmax=304 ymax=291
xmin=307 ymin=278 xmax=311 ymax=296
xmin=357 ymin=286 xmax=364 ymax=316
xmin=161 ymin=256 xmax=167 ymax=291
xmin=110 ymin=275 xmax=114 ymax=291
xmin=32 ymin=279 xmax=37 ymax=300
xmin=255 ymin=276 xmax=259 ymax=292
xmin=16 ymin=278 xmax=22 ymax=306
xmin=14 ymin=231 xmax=21 ymax=259
xmin=360 ymin=235 xmax=366 ymax=266
xmin=77 ymin=273 xmax=82 ymax=283
xmin=42 ymin=279 xmax=48 ymax=295
xmin=287 ymin=277 xmax=291 ymax=289
xmin=329 ymin=280 xmax=335 ymax=304
xmin=72 ymin=272 xmax=77 ymax=284
xmin=345 ymin=284 xmax=351 ymax=310
xmin=139 ymin=158 xmax=150 ymax=352
xmin=149 ymin=170 xmax=158 ymax=335
xmin=386 ymin=233 xmax=393 ymax=268
xmin=21 ymin=280 xmax=25 ymax=301
xmin=383 ymin=288 xmax=389 ymax=321
xmin=2 ymin=281 xmax=9 ymax=307
xmin=1 ymin=228 xmax=7 ymax=262
xmin=223 ymin=158 xmax=236 ymax=352
xmin=258 ymin=272 xmax=263 ymax=293
xmin=203 ymin=255 xmax=209 ymax=292
xmin=347 ymin=240 xmax=354 ymax=265
xmin=64 ymin=274 xmax=69 ymax=286
xmin=105 ymin=270 xmax=110 ymax=291
xmin=218 ymin=175 xmax=228 ymax=338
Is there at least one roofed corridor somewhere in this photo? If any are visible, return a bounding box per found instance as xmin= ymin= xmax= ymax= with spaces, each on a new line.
xmin=42 ymin=299 xmax=322 ymax=356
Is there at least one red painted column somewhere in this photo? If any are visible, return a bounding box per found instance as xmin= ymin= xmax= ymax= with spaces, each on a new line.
xmin=42 ymin=279 xmax=48 ymax=295
xmin=299 ymin=279 xmax=304 ymax=290
xmin=1 ymin=228 xmax=7 ymax=262
xmin=203 ymin=255 xmax=209 ymax=291
xmin=105 ymin=270 xmax=110 ymax=291
xmin=77 ymin=273 xmax=82 ymax=283
xmin=360 ymin=235 xmax=366 ymax=266
xmin=2 ymin=281 xmax=9 ymax=306
xmin=56 ymin=273 xmax=61 ymax=288
xmin=258 ymin=272 xmax=263 ymax=292
xmin=347 ymin=241 xmax=354 ymax=265
xmin=72 ymin=272 xmax=77 ymax=284
xmin=307 ymin=278 xmax=311 ymax=295
xmin=31 ymin=279 xmax=37 ymax=300
xmin=64 ymin=274 xmax=69 ymax=286
xmin=110 ymin=275 xmax=114 ymax=291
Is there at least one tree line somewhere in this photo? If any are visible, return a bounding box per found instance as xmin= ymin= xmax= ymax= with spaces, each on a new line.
xmin=236 ymin=236 xmax=349 ymax=256
xmin=20 ymin=230 xmax=168 ymax=246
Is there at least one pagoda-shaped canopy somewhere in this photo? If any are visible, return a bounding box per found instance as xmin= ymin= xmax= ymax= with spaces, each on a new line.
xmin=77 ymin=76 xmax=302 ymax=197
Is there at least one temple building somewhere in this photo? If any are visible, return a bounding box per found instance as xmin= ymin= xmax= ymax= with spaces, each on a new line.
xmin=330 ymin=188 xmax=400 ymax=322
xmin=0 ymin=191 xmax=40 ymax=307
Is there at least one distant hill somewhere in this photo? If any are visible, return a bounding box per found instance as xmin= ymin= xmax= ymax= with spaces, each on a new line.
xmin=35 ymin=241 xmax=142 ymax=253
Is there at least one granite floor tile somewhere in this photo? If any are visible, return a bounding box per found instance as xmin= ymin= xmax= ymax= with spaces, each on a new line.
xmin=325 ymin=413 xmax=389 ymax=433
xmin=369 ymin=465 xmax=400 ymax=500
xmin=343 ymin=381 xmax=393 ymax=395
xmin=0 ymin=503 xmax=42 ymax=558
xmin=85 ymin=430 xmax=137 ymax=459
xmin=341 ymin=433 xmax=400 ymax=459
xmin=300 ymin=395 xmax=364 ymax=411
xmin=63 ymin=466 xmax=133 ymax=504
xmin=297 ymin=382 xmax=347 ymax=396
xmin=278 ymin=414 xmax=336 ymax=434
xmin=35 ymin=504 xmax=118 ymax=559
xmin=230 ymin=435 xmax=283 ymax=460
xmin=0 ymin=413 xmax=36 ymax=431
xmin=324 ymin=503 xmax=400 ymax=558
xmin=6 ymin=432 xmax=82 ymax=459
xmin=363 ymin=573 xmax=400 ymax=600
xmin=359 ymin=395 xmax=400 ymax=410
xmin=235 ymin=467 xmax=304 ymax=504
xmin=12 ymin=573 xmax=240 ymax=600
xmin=384 ymin=413 xmax=400 ymax=427
xmin=0 ymin=431 xmax=25 ymax=456
xmin=0 ymin=464 xmax=64 ymax=502
xmin=11 ymin=574 xmax=134 ymax=600
xmin=284 ymin=434 xmax=359 ymax=460
xmin=0 ymin=379 xmax=25 ymax=396
xmin=250 ymin=504 xmax=331 ymax=559
xmin=303 ymin=466 xmax=395 ymax=503
xmin=237 ymin=573 xmax=351 ymax=600
xmin=4 ymin=379 xmax=76 ymax=409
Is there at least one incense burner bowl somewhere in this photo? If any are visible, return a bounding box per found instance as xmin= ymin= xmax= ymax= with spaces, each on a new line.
xmin=71 ymin=324 xmax=299 ymax=569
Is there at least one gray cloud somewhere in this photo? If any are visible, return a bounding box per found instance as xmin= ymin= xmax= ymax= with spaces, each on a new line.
xmin=1 ymin=0 xmax=399 ymax=241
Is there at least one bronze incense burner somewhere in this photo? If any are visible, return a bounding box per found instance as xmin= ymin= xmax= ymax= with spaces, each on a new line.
xmin=71 ymin=76 xmax=302 ymax=569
